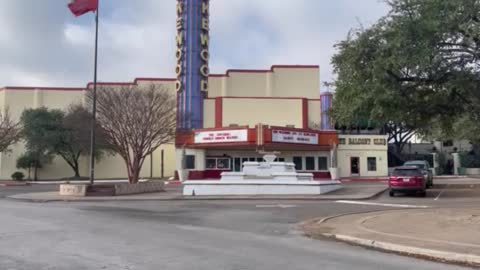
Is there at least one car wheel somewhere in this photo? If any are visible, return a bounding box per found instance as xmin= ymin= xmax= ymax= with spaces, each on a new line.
xmin=389 ymin=190 xmax=395 ymax=197
xmin=419 ymin=190 xmax=427 ymax=197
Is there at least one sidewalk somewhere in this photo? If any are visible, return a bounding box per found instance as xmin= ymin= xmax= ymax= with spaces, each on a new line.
xmin=302 ymin=208 xmax=480 ymax=266
xmin=0 ymin=181 xmax=30 ymax=187
xmin=7 ymin=182 xmax=387 ymax=202
xmin=26 ymin=179 xmax=151 ymax=185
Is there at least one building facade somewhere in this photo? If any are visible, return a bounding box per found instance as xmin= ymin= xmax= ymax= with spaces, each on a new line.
xmin=0 ymin=80 xmax=176 ymax=180
xmin=0 ymin=66 xmax=388 ymax=180
xmin=174 ymin=65 xmax=388 ymax=179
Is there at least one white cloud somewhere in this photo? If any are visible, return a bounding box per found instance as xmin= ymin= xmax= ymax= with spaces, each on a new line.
xmin=0 ymin=0 xmax=389 ymax=88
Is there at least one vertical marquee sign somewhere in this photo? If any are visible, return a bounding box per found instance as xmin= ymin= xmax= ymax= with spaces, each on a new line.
xmin=176 ymin=0 xmax=210 ymax=129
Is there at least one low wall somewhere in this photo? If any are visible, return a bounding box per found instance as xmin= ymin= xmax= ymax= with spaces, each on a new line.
xmin=114 ymin=181 xmax=165 ymax=195
xmin=59 ymin=181 xmax=165 ymax=197
xmin=59 ymin=184 xmax=87 ymax=196
xmin=465 ymin=168 xmax=480 ymax=176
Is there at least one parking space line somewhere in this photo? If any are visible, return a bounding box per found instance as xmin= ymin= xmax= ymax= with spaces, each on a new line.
xmin=335 ymin=200 xmax=429 ymax=209
xmin=434 ymin=184 xmax=449 ymax=201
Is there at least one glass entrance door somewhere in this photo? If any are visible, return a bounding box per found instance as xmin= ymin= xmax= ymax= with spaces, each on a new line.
xmin=350 ymin=157 xmax=360 ymax=175
xmin=233 ymin=157 xmax=242 ymax=172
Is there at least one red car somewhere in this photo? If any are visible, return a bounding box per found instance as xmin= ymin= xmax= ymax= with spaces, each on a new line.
xmin=389 ymin=166 xmax=427 ymax=197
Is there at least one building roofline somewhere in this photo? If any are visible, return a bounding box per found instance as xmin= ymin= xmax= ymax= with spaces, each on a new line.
xmin=1 ymin=65 xmax=320 ymax=90
xmin=0 ymin=86 xmax=84 ymax=92
xmin=209 ymin=65 xmax=319 ymax=77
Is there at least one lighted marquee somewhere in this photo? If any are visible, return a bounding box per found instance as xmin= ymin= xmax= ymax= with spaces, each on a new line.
xmin=176 ymin=0 xmax=210 ymax=129
xmin=194 ymin=130 xmax=248 ymax=144
xmin=271 ymin=130 xmax=318 ymax=145
xmin=175 ymin=0 xmax=209 ymax=92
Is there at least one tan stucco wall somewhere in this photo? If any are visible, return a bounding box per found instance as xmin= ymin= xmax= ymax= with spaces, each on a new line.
xmin=207 ymin=66 xmax=320 ymax=99
xmin=0 ymin=81 xmax=177 ymax=180
xmin=308 ymin=100 xmax=321 ymax=128
xmin=203 ymin=99 xmax=215 ymax=128
xmin=0 ymin=66 xmax=322 ymax=179
xmin=224 ymin=72 xmax=270 ymax=97
xmin=337 ymin=135 xmax=389 ymax=178
xmin=0 ymin=89 xmax=85 ymax=180
xmin=207 ymin=76 xmax=225 ymax=98
xmin=271 ymin=67 xmax=319 ymax=99
xmin=222 ymin=98 xmax=303 ymax=128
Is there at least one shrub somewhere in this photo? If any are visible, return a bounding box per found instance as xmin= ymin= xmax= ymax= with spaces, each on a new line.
xmin=459 ymin=152 xmax=480 ymax=168
xmin=11 ymin=171 xmax=25 ymax=181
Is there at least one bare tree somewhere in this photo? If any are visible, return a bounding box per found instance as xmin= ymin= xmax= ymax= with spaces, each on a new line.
xmin=89 ymin=84 xmax=176 ymax=184
xmin=0 ymin=108 xmax=22 ymax=153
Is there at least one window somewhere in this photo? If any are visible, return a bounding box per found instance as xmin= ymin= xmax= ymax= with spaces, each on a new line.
xmin=393 ymin=168 xmax=420 ymax=176
xmin=206 ymin=157 xmax=231 ymax=170
xmin=367 ymin=157 xmax=377 ymax=171
xmin=206 ymin=158 xmax=216 ymax=169
xmin=305 ymin=157 xmax=315 ymax=170
xmin=443 ymin=140 xmax=453 ymax=147
xmin=318 ymin=157 xmax=328 ymax=170
xmin=185 ymin=155 xmax=195 ymax=169
xmin=216 ymin=158 xmax=231 ymax=170
xmin=293 ymin=156 xmax=303 ymax=170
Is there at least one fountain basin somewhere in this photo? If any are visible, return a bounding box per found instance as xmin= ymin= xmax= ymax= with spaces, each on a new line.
xmin=183 ymin=179 xmax=341 ymax=196
xmin=182 ymin=153 xmax=342 ymax=196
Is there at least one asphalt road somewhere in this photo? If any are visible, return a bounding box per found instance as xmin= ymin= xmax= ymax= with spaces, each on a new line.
xmin=0 ymin=183 xmax=475 ymax=270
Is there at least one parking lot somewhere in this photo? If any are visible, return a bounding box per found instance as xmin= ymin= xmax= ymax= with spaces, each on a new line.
xmin=374 ymin=177 xmax=480 ymax=208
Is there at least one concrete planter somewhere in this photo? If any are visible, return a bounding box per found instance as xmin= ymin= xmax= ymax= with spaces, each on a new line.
xmin=59 ymin=184 xmax=88 ymax=196
xmin=114 ymin=181 xmax=165 ymax=195
xmin=464 ymin=168 xmax=480 ymax=176
xmin=59 ymin=181 xmax=165 ymax=197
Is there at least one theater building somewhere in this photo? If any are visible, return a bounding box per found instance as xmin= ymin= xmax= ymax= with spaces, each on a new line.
xmin=175 ymin=65 xmax=339 ymax=180
xmin=172 ymin=0 xmax=387 ymax=180
xmin=0 ymin=66 xmax=388 ymax=180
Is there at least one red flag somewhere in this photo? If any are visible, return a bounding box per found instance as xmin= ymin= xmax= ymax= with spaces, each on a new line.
xmin=68 ymin=0 xmax=98 ymax=17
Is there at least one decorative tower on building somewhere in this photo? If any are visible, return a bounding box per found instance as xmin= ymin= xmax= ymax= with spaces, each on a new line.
xmin=175 ymin=0 xmax=210 ymax=129
xmin=320 ymin=92 xmax=333 ymax=130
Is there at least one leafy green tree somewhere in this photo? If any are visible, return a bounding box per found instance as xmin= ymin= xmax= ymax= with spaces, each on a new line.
xmin=55 ymin=105 xmax=110 ymax=178
xmin=20 ymin=108 xmax=62 ymax=180
xmin=20 ymin=106 xmax=109 ymax=179
xmin=331 ymin=0 xmax=480 ymax=150
xmin=16 ymin=152 xmax=45 ymax=180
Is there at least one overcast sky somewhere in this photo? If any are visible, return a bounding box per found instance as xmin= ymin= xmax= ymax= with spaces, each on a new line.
xmin=0 ymin=0 xmax=389 ymax=88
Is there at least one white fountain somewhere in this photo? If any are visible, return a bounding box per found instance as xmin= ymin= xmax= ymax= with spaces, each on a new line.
xmin=183 ymin=153 xmax=342 ymax=196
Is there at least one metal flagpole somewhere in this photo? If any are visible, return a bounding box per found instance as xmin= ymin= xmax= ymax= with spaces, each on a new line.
xmin=89 ymin=1 xmax=99 ymax=185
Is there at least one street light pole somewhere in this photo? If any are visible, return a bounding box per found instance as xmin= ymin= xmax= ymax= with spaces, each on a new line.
xmin=89 ymin=1 xmax=99 ymax=185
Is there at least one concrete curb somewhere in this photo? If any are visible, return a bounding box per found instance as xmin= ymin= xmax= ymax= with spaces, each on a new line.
xmin=302 ymin=210 xmax=480 ymax=267
xmin=0 ymin=183 xmax=31 ymax=187
xmin=325 ymin=233 xmax=480 ymax=267
xmin=6 ymin=187 xmax=388 ymax=203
